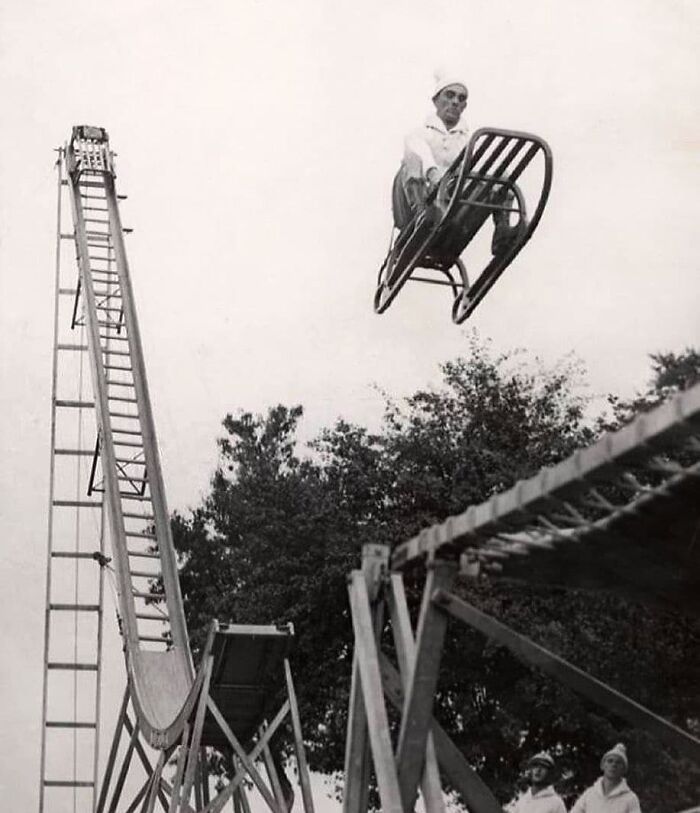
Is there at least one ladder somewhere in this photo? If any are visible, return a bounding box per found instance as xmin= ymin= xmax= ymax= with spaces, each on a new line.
xmin=39 ymin=146 xmax=106 ymax=812
xmin=40 ymin=126 xmax=189 ymax=812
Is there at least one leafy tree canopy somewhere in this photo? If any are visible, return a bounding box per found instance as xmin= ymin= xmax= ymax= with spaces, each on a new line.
xmin=171 ymin=338 xmax=700 ymax=812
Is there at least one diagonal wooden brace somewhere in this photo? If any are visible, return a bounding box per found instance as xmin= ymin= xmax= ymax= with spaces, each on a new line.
xmin=347 ymin=570 xmax=403 ymax=813
xmin=433 ymin=589 xmax=700 ymax=763
xmin=380 ymin=654 xmax=502 ymax=813
xmin=387 ymin=574 xmax=445 ymax=813
xmin=395 ymin=559 xmax=457 ymax=811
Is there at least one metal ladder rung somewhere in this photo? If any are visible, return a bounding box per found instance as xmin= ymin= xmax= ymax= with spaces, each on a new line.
xmin=107 ymin=373 xmax=134 ymax=379
xmin=120 ymin=493 xmax=151 ymax=501
xmin=45 ymin=721 xmax=97 ymax=729
xmin=136 ymin=612 xmax=168 ymax=620
xmin=96 ymin=306 xmax=123 ymax=313
xmin=138 ymin=635 xmax=168 ymax=643
xmin=113 ymin=440 xmax=144 ymax=448
xmin=125 ymin=531 xmax=155 ymax=539
xmin=131 ymin=570 xmax=160 ymax=579
xmin=52 ymin=500 xmax=102 ymax=508
xmin=100 ymin=336 xmax=129 ymax=343
xmin=132 ymin=590 xmax=162 ymax=600
xmin=55 ymin=399 xmax=94 ymax=409
xmin=49 ymin=603 xmax=100 ymax=612
xmin=104 ymin=365 xmax=133 ymax=371
xmin=79 ymin=180 xmax=106 ymax=189
xmin=97 ymin=320 xmax=123 ymax=329
xmin=109 ymin=396 xmax=138 ymax=403
xmin=52 ymin=551 xmax=102 ymax=559
xmin=47 ymin=662 xmax=98 ymax=671
xmin=83 ymin=206 xmax=107 ymax=212
xmin=111 ymin=428 xmax=142 ymax=436
xmin=123 ymin=512 xmax=154 ymax=520
xmin=127 ymin=549 xmax=159 ymax=558
xmin=117 ymin=475 xmax=148 ymax=483
xmin=84 ymin=218 xmax=109 ymax=224
xmin=115 ymin=456 xmax=144 ymax=464
xmin=43 ymin=780 xmax=95 ymax=787
xmin=109 ymin=411 xmax=139 ymax=419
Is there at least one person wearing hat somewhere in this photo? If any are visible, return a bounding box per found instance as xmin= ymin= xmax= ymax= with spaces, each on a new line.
xmin=509 ymin=751 xmax=566 ymax=813
xmin=392 ymin=72 xmax=523 ymax=256
xmin=392 ymin=71 xmax=470 ymax=227
xmin=570 ymin=744 xmax=641 ymax=813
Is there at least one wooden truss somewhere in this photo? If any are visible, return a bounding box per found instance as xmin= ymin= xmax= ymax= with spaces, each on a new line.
xmin=97 ymin=642 xmax=315 ymax=813
xmin=343 ymin=543 xmax=700 ymax=813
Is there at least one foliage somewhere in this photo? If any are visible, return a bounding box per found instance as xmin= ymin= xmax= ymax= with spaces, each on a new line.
xmin=171 ymin=338 xmax=700 ymax=812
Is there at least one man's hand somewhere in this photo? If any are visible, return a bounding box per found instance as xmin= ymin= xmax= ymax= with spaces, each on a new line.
xmin=426 ymin=167 xmax=440 ymax=190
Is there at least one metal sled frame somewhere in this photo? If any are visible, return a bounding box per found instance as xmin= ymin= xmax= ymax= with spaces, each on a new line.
xmin=374 ymin=128 xmax=553 ymax=323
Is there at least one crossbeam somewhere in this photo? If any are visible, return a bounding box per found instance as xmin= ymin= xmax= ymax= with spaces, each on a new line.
xmin=434 ymin=589 xmax=700 ymax=763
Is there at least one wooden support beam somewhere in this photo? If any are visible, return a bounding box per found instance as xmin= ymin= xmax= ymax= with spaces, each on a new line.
xmin=142 ymin=750 xmax=166 ymax=813
xmin=201 ymin=701 xmax=290 ymax=813
xmin=396 ymin=560 xmax=457 ymax=811
xmin=434 ymin=589 xmax=700 ymax=763
xmin=123 ymin=712 xmax=171 ymax=812
xmin=124 ymin=778 xmax=150 ymax=813
xmin=96 ymin=688 xmax=129 ymax=813
xmin=284 ymin=659 xmax=315 ymax=813
xmin=263 ymin=742 xmax=287 ymax=811
xmin=347 ymin=570 xmax=403 ymax=813
xmin=180 ymin=655 xmax=215 ymax=809
xmin=379 ymin=654 xmax=502 ymax=813
xmin=167 ymin=723 xmax=190 ymax=813
xmin=387 ymin=574 xmax=445 ymax=813
xmin=207 ymin=697 xmax=281 ymax=813
xmin=342 ymin=653 xmax=371 ymax=813
xmin=108 ymin=715 xmax=140 ymax=813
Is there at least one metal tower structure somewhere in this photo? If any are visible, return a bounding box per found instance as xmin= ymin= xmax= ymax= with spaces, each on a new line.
xmin=40 ymin=127 xmax=315 ymax=813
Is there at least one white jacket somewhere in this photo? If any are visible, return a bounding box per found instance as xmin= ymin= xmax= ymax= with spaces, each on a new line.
xmin=571 ymin=778 xmax=641 ymax=813
xmin=510 ymin=785 xmax=566 ymax=813
xmin=403 ymin=113 xmax=469 ymax=181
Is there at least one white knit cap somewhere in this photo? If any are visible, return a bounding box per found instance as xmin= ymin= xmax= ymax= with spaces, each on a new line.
xmin=432 ymin=70 xmax=468 ymax=99
xmin=601 ymin=743 xmax=628 ymax=771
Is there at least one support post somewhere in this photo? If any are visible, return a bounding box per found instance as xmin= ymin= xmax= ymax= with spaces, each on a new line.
xmin=284 ymin=659 xmax=315 ymax=813
xmin=387 ymin=574 xmax=445 ymax=813
xmin=347 ymin=570 xmax=402 ymax=813
xmin=380 ymin=654 xmax=503 ymax=813
xmin=395 ymin=559 xmax=457 ymax=811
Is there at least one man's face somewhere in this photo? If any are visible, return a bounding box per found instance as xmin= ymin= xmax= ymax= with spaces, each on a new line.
xmin=602 ymin=755 xmax=626 ymax=781
xmin=433 ymin=84 xmax=468 ymax=128
xmin=530 ymin=764 xmax=550 ymax=786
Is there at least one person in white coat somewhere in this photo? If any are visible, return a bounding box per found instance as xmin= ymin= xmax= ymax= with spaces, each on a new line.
xmin=510 ymin=752 xmax=566 ymax=813
xmin=392 ymin=72 xmax=522 ymax=256
xmin=570 ymin=743 xmax=641 ymax=813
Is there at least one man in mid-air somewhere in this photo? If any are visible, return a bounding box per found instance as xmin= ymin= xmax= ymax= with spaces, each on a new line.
xmin=393 ymin=72 xmax=521 ymax=255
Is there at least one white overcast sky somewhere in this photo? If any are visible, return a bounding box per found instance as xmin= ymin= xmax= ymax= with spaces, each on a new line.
xmin=1 ymin=0 xmax=699 ymax=808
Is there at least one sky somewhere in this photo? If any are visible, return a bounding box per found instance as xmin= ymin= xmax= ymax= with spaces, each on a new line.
xmin=1 ymin=0 xmax=699 ymax=809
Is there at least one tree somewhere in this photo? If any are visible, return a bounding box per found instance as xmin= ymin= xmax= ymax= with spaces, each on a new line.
xmin=172 ymin=338 xmax=700 ymax=811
